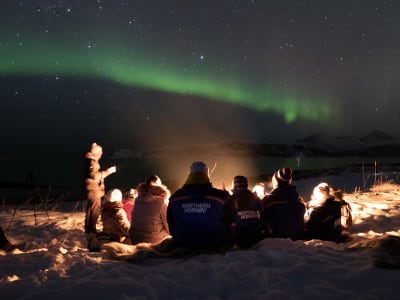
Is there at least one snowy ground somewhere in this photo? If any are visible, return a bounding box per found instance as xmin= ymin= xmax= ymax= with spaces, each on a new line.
xmin=1 ymin=180 xmax=400 ymax=299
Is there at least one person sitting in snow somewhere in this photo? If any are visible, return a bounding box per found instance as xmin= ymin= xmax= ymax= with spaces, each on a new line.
xmin=83 ymin=142 xmax=116 ymax=238
xmin=87 ymin=189 xmax=131 ymax=251
xmin=226 ymin=175 xmax=263 ymax=248
xmin=101 ymin=189 xmax=131 ymax=241
xmin=260 ymin=167 xmax=306 ymax=241
xmin=305 ymin=182 xmax=351 ymax=243
xmin=332 ymin=189 xmax=353 ymax=231
xmin=129 ymin=175 xmax=171 ymax=245
xmin=122 ymin=188 xmax=137 ymax=223
xmin=167 ymin=161 xmax=234 ymax=251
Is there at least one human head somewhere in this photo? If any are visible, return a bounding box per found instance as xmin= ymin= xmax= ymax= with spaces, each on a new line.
xmin=190 ymin=161 xmax=210 ymax=176
xmin=105 ymin=189 xmax=123 ymax=202
xmin=252 ymin=183 xmax=265 ymax=199
xmin=311 ymin=182 xmax=331 ymax=204
xmin=85 ymin=142 xmax=103 ymax=160
xmin=146 ymin=175 xmax=162 ymax=186
xmin=184 ymin=161 xmax=211 ymax=185
xmin=272 ymin=167 xmax=293 ymax=189
xmin=127 ymin=188 xmax=137 ymax=199
xmin=232 ymin=175 xmax=248 ymax=193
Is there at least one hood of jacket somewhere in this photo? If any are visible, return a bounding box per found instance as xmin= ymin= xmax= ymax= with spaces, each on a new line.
xmin=102 ymin=201 xmax=124 ymax=211
xmin=135 ymin=183 xmax=170 ymax=203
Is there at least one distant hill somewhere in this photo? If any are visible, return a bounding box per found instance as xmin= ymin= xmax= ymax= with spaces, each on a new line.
xmin=295 ymin=130 xmax=400 ymax=156
xmin=360 ymin=130 xmax=398 ymax=145
xmin=108 ymin=130 xmax=400 ymax=159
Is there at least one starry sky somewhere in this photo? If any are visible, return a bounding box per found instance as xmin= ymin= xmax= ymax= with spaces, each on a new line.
xmin=1 ymin=0 xmax=400 ymax=158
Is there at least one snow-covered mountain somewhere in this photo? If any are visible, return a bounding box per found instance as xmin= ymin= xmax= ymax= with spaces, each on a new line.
xmin=108 ymin=130 xmax=400 ymax=159
xmin=360 ymin=130 xmax=400 ymax=145
xmin=294 ymin=134 xmax=366 ymax=154
xmin=296 ymin=130 xmax=400 ymax=156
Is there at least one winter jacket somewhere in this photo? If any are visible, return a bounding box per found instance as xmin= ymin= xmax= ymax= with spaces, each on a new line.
xmin=227 ymin=189 xmax=263 ymax=248
xmin=261 ymin=185 xmax=306 ymax=241
xmin=84 ymin=159 xmax=114 ymax=200
xmin=101 ymin=201 xmax=130 ymax=242
xmin=305 ymin=197 xmax=343 ymax=242
xmin=122 ymin=199 xmax=134 ymax=223
xmin=129 ymin=183 xmax=170 ymax=244
xmin=167 ymin=175 xmax=232 ymax=250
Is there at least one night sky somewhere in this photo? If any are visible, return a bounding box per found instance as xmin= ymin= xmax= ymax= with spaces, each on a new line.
xmin=1 ymin=0 xmax=400 ymax=158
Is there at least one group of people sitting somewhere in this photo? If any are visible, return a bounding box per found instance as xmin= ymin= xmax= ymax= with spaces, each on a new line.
xmin=86 ymin=160 xmax=353 ymax=252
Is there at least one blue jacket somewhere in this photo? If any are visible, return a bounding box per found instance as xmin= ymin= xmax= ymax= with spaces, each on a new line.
xmin=167 ymin=182 xmax=232 ymax=250
xmin=261 ymin=185 xmax=306 ymax=241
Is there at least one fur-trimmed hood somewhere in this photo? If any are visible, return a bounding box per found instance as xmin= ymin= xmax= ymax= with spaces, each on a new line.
xmin=135 ymin=183 xmax=170 ymax=203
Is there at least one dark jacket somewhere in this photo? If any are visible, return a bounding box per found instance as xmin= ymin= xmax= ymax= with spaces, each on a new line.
xmin=129 ymin=183 xmax=170 ymax=244
xmin=227 ymin=189 xmax=263 ymax=248
xmin=305 ymin=197 xmax=343 ymax=242
xmin=101 ymin=201 xmax=130 ymax=242
xmin=261 ymin=185 xmax=306 ymax=241
xmin=167 ymin=174 xmax=232 ymax=250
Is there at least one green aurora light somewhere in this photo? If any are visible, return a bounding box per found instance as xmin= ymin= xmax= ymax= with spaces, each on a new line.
xmin=0 ymin=40 xmax=334 ymax=123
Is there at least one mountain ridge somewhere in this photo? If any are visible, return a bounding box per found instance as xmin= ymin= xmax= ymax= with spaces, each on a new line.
xmin=109 ymin=130 xmax=400 ymax=159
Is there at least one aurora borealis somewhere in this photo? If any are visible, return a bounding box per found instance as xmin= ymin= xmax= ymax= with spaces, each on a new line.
xmin=1 ymin=1 xmax=400 ymax=155
xmin=0 ymin=33 xmax=331 ymax=124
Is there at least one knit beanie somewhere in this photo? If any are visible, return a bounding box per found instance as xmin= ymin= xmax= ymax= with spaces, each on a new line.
xmin=105 ymin=189 xmax=122 ymax=202
xmin=146 ymin=175 xmax=162 ymax=186
xmin=190 ymin=161 xmax=209 ymax=176
xmin=273 ymin=167 xmax=293 ymax=186
xmin=184 ymin=162 xmax=211 ymax=185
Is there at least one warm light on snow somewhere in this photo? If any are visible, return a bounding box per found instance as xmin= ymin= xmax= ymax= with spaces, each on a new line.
xmin=1 ymin=180 xmax=399 ymax=299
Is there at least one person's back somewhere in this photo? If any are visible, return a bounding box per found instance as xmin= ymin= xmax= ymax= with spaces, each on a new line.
xmin=167 ymin=162 xmax=232 ymax=250
xmin=130 ymin=175 xmax=170 ymax=244
xmin=227 ymin=175 xmax=262 ymax=248
xmin=261 ymin=167 xmax=305 ymax=241
xmin=306 ymin=198 xmax=342 ymax=241
xmin=101 ymin=189 xmax=130 ymax=243
xmin=305 ymin=183 xmax=345 ymax=242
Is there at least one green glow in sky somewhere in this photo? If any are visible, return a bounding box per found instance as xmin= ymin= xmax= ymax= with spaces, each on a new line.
xmin=0 ymin=40 xmax=333 ymax=123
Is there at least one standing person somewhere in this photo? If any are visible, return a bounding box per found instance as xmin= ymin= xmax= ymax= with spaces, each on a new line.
xmin=122 ymin=188 xmax=137 ymax=223
xmin=167 ymin=161 xmax=234 ymax=251
xmin=227 ymin=175 xmax=263 ymax=248
xmin=260 ymin=167 xmax=306 ymax=241
xmin=305 ymin=182 xmax=349 ymax=242
xmin=83 ymin=142 xmax=116 ymax=239
xmin=129 ymin=175 xmax=170 ymax=245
